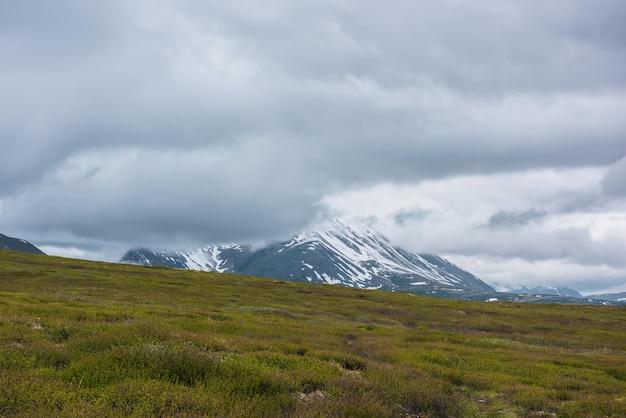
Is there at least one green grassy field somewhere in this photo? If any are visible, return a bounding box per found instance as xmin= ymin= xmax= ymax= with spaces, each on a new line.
xmin=0 ymin=250 xmax=625 ymax=417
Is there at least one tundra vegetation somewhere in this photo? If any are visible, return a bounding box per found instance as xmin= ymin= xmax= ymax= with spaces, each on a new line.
xmin=0 ymin=250 xmax=625 ymax=417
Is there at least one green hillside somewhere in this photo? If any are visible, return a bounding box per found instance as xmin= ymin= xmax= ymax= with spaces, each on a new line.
xmin=0 ymin=250 xmax=625 ymax=417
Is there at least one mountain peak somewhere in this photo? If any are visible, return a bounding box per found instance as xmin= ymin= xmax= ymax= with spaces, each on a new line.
xmin=326 ymin=218 xmax=382 ymax=238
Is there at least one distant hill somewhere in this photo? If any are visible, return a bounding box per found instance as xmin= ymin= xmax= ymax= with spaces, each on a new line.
xmin=122 ymin=220 xmax=494 ymax=293
xmin=588 ymin=292 xmax=626 ymax=304
xmin=496 ymin=284 xmax=583 ymax=298
xmin=0 ymin=233 xmax=45 ymax=255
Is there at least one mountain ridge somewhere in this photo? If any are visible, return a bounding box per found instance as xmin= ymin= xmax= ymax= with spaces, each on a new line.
xmin=121 ymin=220 xmax=494 ymax=293
xmin=588 ymin=291 xmax=626 ymax=303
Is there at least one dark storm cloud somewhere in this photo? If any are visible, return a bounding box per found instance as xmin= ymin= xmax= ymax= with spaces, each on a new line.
xmin=486 ymin=209 xmax=547 ymax=229
xmin=1 ymin=145 xmax=321 ymax=247
xmin=394 ymin=208 xmax=431 ymax=226
xmin=1 ymin=0 xmax=626 ymax=255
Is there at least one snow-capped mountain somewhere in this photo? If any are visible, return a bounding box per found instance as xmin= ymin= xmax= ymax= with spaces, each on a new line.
xmin=494 ymin=284 xmax=583 ymax=298
xmin=121 ymin=220 xmax=494 ymax=293
xmin=0 ymin=233 xmax=45 ymax=255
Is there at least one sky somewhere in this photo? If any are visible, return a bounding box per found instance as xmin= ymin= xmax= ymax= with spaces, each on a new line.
xmin=1 ymin=1 xmax=625 ymax=294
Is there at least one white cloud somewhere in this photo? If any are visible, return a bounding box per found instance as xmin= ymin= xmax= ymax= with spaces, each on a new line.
xmin=322 ymin=166 xmax=626 ymax=292
xmin=450 ymin=255 xmax=626 ymax=295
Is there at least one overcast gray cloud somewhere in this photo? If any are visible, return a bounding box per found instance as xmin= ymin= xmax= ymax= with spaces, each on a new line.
xmin=486 ymin=209 xmax=547 ymax=230
xmin=1 ymin=1 xmax=625 ymax=292
xmin=393 ymin=208 xmax=431 ymax=226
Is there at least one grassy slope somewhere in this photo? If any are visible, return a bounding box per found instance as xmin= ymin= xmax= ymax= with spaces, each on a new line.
xmin=0 ymin=251 xmax=625 ymax=417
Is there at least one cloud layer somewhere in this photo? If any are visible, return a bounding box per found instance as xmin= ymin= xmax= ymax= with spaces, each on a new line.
xmin=1 ymin=1 xmax=625 ymax=292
